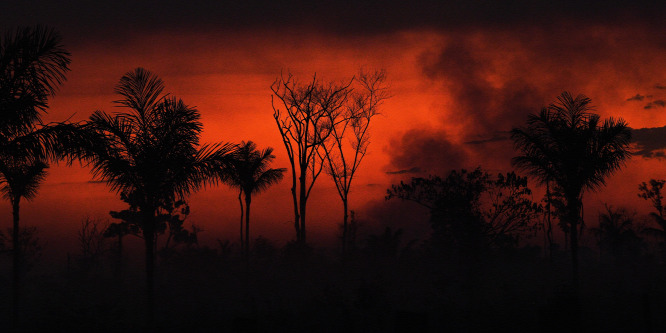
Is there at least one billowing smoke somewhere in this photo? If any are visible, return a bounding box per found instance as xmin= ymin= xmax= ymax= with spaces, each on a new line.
xmin=386 ymin=128 xmax=469 ymax=176
xmin=385 ymin=24 xmax=666 ymax=176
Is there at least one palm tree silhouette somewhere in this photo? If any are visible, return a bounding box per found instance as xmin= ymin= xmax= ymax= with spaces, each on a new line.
xmin=511 ymin=92 xmax=631 ymax=289
xmin=0 ymin=157 xmax=47 ymax=328
xmin=84 ymin=67 xmax=235 ymax=327
xmin=0 ymin=26 xmax=77 ymax=329
xmin=226 ymin=141 xmax=285 ymax=258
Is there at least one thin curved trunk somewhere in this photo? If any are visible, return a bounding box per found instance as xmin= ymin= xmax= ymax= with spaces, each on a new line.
xmin=292 ymin=184 xmax=300 ymax=242
xmin=299 ymin=166 xmax=307 ymax=244
xmin=143 ymin=206 xmax=156 ymax=329
xmin=116 ymin=233 xmax=123 ymax=278
xmin=239 ymin=189 xmax=244 ymax=254
xmin=546 ymin=181 xmax=553 ymax=262
xmin=245 ymin=193 xmax=251 ymax=260
xmin=342 ymin=198 xmax=348 ymax=255
xmin=567 ymin=194 xmax=581 ymax=288
xmin=12 ymin=196 xmax=20 ymax=331
xmin=566 ymin=191 xmax=582 ymax=326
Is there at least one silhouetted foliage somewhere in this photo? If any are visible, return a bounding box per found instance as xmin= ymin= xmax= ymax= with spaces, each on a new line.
xmin=0 ymin=26 xmax=70 ymax=127
xmin=320 ymin=70 xmax=389 ymax=254
xmin=225 ymin=141 xmax=285 ymax=258
xmin=82 ymin=67 xmax=236 ymax=327
xmin=512 ymin=92 xmax=632 ymax=289
xmin=638 ymin=179 xmax=666 ymax=219
xmin=252 ymin=236 xmax=278 ymax=260
xmin=78 ymin=217 xmax=108 ymax=269
xmin=0 ymin=25 xmax=81 ymax=329
xmin=592 ymin=205 xmax=643 ymax=262
xmin=158 ymin=200 xmax=199 ymax=249
xmin=216 ymin=239 xmax=235 ymax=259
xmin=0 ymin=226 xmax=42 ymax=270
xmin=271 ymin=72 xmax=353 ymax=244
xmin=387 ymin=168 xmax=541 ymax=255
xmin=339 ymin=210 xmax=360 ymax=253
xmin=638 ymin=179 xmax=666 ymax=260
xmin=364 ymin=227 xmax=415 ymax=260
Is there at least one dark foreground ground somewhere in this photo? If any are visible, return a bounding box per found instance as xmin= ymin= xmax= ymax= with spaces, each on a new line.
xmin=0 ymin=242 xmax=665 ymax=332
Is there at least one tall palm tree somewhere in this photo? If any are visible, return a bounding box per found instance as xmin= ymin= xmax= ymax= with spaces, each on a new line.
xmin=0 ymin=156 xmax=47 ymax=328
xmin=0 ymin=26 xmax=70 ymax=130
xmin=511 ymin=92 xmax=631 ymax=287
xmin=0 ymin=26 xmax=77 ymax=329
xmin=226 ymin=141 xmax=285 ymax=258
xmin=84 ymin=67 xmax=235 ymax=326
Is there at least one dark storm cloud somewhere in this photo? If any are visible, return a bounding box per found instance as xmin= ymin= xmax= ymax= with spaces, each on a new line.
xmin=3 ymin=0 xmax=665 ymax=46
xmin=421 ymin=36 xmax=547 ymax=134
xmin=627 ymin=94 xmax=645 ymax=102
xmin=631 ymin=126 xmax=666 ymax=158
xmin=464 ymin=132 xmax=511 ymax=145
xmin=394 ymin=17 xmax=666 ymax=175
xmin=385 ymin=167 xmax=422 ymax=175
xmin=386 ymin=128 xmax=468 ymax=176
xmin=405 ymin=31 xmax=577 ymax=174
xmin=626 ymin=86 xmax=666 ymax=109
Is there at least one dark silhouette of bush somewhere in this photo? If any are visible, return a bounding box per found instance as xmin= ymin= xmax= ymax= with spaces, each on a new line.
xmin=387 ymin=168 xmax=541 ymax=257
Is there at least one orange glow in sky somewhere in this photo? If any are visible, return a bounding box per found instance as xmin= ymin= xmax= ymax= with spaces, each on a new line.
xmin=3 ymin=21 xmax=666 ymax=256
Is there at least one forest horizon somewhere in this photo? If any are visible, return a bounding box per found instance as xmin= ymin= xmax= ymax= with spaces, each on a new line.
xmin=6 ymin=1 xmax=666 ymax=332
xmin=4 ymin=6 xmax=666 ymax=256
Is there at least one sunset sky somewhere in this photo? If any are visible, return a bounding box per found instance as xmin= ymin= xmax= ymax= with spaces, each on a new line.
xmin=3 ymin=1 xmax=666 ymax=255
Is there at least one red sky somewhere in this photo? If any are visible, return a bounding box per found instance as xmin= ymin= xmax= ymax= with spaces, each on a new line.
xmin=3 ymin=2 xmax=666 ymax=256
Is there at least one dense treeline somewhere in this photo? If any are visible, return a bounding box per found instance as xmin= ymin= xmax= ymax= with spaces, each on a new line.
xmin=2 ymin=26 xmax=666 ymax=332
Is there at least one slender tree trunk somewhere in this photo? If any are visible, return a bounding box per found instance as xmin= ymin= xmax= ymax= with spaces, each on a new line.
xmin=291 ymin=182 xmax=300 ymax=242
xmin=568 ymin=196 xmax=580 ymax=289
xmin=570 ymin=215 xmax=579 ymax=287
xmin=164 ymin=232 xmax=172 ymax=250
xmin=12 ymin=197 xmax=20 ymax=331
xmin=299 ymin=168 xmax=307 ymax=244
xmin=546 ymin=182 xmax=553 ymax=261
xmin=239 ymin=189 xmax=244 ymax=254
xmin=118 ymin=234 xmax=123 ymax=260
xmin=245 ymin=194 xmax=251 ymax=260
xmin=143 ymin=208 xmax=156 ymax=329
xmin=299 ymin=199 xmax=307 ymax=244
xmin=566 ymin=193 xmax=582 ymax=327
xmin=115 ymin=233 xmax=123 ymax=278
xmin=342 ymin=198 xmax=348 ymax=255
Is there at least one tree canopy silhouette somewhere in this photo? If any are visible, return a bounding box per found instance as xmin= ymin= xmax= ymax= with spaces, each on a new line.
xmin=320 ymin=70 xmax=388 ymax=254
xmin=387 ymin=168 xmax=541 ymax=254
xmin=0 ymin=25 xmax=83 ymax=329
xmin=225 ymin=141 xmax=285 ymax=258
xmin=83 ymin=67 xmax=236 ymax=327
xmin=511 ymin=91 xmax=631 ymax=289
xmin=592 ymin=205 xmax=642 ymax=262
xmin=271 ymin=72 xmax=352 ymax=244
xmin=638 ymin=179 xmax=666 ymax=251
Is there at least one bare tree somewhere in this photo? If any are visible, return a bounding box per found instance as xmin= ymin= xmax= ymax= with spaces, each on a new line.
xmin=271 ymin=73 xmax=352 ymax=244
xmin=320 ymin=70 xmax=388 ymax=254
xmin=78 ymin=217 xmax=108 ymax=269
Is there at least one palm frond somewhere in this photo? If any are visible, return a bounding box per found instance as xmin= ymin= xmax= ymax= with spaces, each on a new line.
xmin=254 ymin=168 xmax=287 ymax=194
xmin=512 ymin=92 xmax=631 ymax=197
xmin=0 ymin=158 xmax=48 ymax=201
xmin=224 ymin=141 xmax=285 ymax=196
xmin=113 ymin=67 xmax=165 ymax=115
xmin=0 ymin=26 xmax=71 ymax=100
